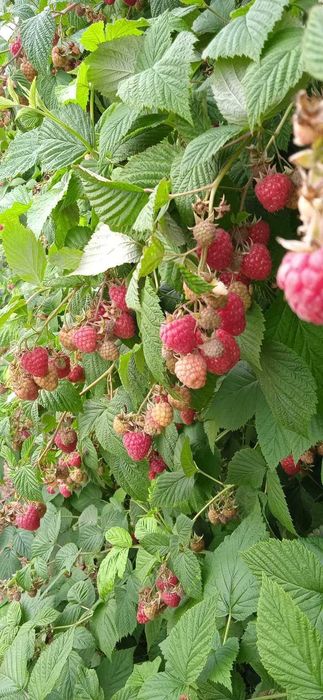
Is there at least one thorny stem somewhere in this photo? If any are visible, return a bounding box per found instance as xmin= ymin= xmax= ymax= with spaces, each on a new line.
xmin=192 ymin=484 xmax=234 ymax=523
xmin=265 ymin=103 xmax=294 ymax=153
xmin=79 ymin=362 xmax=116 ymax=396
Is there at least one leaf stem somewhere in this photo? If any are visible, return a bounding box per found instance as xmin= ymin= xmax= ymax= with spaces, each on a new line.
xmin=208 ymin=146 xmax=245 ymax=217
xmin=79 ymin=362 xmax=116 ymax=396
xmin=222 ymin=611 xmax=232 ymax=644
xmin=37 ymin=411 xmax=68 ymax=464
xmin=192 ymin=484 xmax=234 ymax=523
xmin=265 ymin=103 xmax=293 ymax=153
xmin=136 ymin=385 xmax=155 ymax=415
xmin=35 ymin=289 xmax=76 ymax=337
xmin=247 ymin=695 xmax=286 ymax=700
xmin=52 ymin=612 xmax=93 ymax=630
xmin=197 ymin=468 xmax=224 ymax=486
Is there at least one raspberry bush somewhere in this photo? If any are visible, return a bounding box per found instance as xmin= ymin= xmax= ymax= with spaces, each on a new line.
xmin=0 ymin=1 xmax=323 ymax=698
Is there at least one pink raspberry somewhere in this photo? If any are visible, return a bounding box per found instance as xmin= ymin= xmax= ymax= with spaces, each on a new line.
xmin=53 ymin=353 xmax=70 ymax=378
xmin=16 ymin=504 xmax=41 ymax=531
xmin=180 ymin=408 xmax=196 ymax=425
xmin=201 ymin=329 xmax=240 ymax=375
xmin=280 ymin=455 xmax=302 ymax=476
xmin=161 ymin=590 xmax=182 ymax=607
xmin=55 ymin=428 xmax=77 ymax=453
xmin=123 ymin=431 xmax=152 ymax=461
xmin=109 ymin=284 xmax=128 ymax=310
xmin=137 ymin=602 xmax=150 ymax=624
xmin=113 ymin=313 xmax=136 ymax=339
xmin=47 ymin=485 xmax=56 ymax=494
xmin=241 ymin=243 xmax=272 ymax=280
xmin=248 ymin=220 xmax=270 ymax=246
xmin=67 ymin=365 xmax=85 ymax=383
xmin=67 ymin=451 xmax=82 ymax=467
xmin=148 ymin=451 xmax=167 ymax=478
xmin=160 ymin=315 xmax=201 ymax=355
xmin=124 ymin=0 xmax=137 ymax=5
xmin=59 ymin=483 xmax=72 ymax=498
xmin=277 ymin=248 xmax=323 ymax=324
xmin=20 ymin=347 xmax=49 ymax=377
xmin=255 ymin=173 xmax=293 ymax=212
xmin=217 ymin=292 xmax=246 ymax=336
xmin=174 ymin=352 xmax=207 ymax=389
xmin=9 ymin=37 xmax=22 ymax=57
xmin=73 ymin=326 xmax=98 ymax=353
xmin=198 ymin=228 xmax=233 ymax=271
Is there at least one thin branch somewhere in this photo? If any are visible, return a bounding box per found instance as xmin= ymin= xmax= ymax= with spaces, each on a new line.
xmin=79 ymin=363 xmax=116 ymax=396
xmin=37 ymin=411 xmax=67 ymax=464
xmin=52 ymin=2 xmax=79 ymax=16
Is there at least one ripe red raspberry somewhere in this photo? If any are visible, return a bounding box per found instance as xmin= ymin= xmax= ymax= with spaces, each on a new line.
xmin=277 ymin=248 xmax=323 ymax=324
xmin=113 ymin=312 xmax=136 ymax=339
xmin=160 ymin=315 xmax=201 ymax=355
xmin=123 ymin=431 xmax=152 ymax=461
xmin=148 ymin=451 xmax=167 ymax=478
xmin=161 ymin=590 xmax=182 ymax=607
xmin=219 ymin=270 xmax=250 ymax=286
xmin=59 ymin=483 xmax=72 ymax=497
xmin=156 ymin=568 xmax=178 ymax=591
xmin=73 ymin=326 xmax=97 ymax=353
xmin=9 ymin=37 xmax=22 ymax=57
xmin=20 ymin=347 xmax=49 ymax=377
xmin=124 ymin=0 xmax=137 ymax=5
xmin=67 ymin=451 xmax=82 ymax=468
xmin=15 ymin=376 xmax=39 ymax=401
xmin=151 ymin=402 xmax=173 ymax=428
xmin=229 ymin=281 xmax=252 ymax=311
xmin=16 ymin=504 xmax=41 ymax=531
xmin=280 ymin=455 xmax=302 ymax=476
xmin=198 ymin=228 xmax=233 ymax=271
xmin=55 ymin=428 xmax=77 ymax=453
xmin=174 ymin=352 xmax=207 ymax=389
xmin=180 ymin=408 xmax=196 ymax=425
xmin=53 ymin=353 xmax=70 ymax=378
xmin=109 ymin=284 xmax=128 ymax=310
xmin=241 ymin=243 xmax=272 ymax=280
xmin=67 ymin=365 xmax=85 ymax=383
xmin=255 ymin=173 xmax=293 ymax=212
xmin=201 ymin=329 xmax=240 ymax=375
xmin=248 ymin=220 xmax=270 ymax=246
xmin=137 ymin=602 xmax=150 ymax=624
xmin=98 ymin=339 xmax=119 ymax=361
xmin=217 ymin=292 xmax=246 ymax=336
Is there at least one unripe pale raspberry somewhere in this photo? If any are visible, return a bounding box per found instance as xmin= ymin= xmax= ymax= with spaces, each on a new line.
xmin=248 ymin=219 xmax=270 ymax=246
xmin=20 ymin=347 xmax=49 ymax=377
xmin=192 ymin=220 xmax=217 ymax=247
xmin=160 ymin=315 xmax=201 ymax=355
xmin=180 ymin=408 xmax=196 ymax=425
xmin=73 ymin=326 xmax=98 ymax=353
xmin=98 ymin=339 xmax=119 ymax=361
xmin=217 ymin=292 xmax=246 ymax=336
xmin=151 ymin=402 xmax=173 ymax=427
xmin=34 ymin=363 xmax=58 ymax=392
xmin=277 ymin=248 xmax=323 ymax=324
xmin=21 ymin=60 xmax=37 ymax=82
xmin=67 ymin=365 xmax=85 ymax=383
xmin=280 ymin=455 xmax=302 ymax=476
xmin=198 ymin=228 xmax=233 ymax=271
xmin=15 ymin=376 xmax=39 ymax=401
xmin=59 ymin=327 xmax=77 ymax=351
xmin=15 ymin=503 xmax=42 ymax=531
xmin=168 ymin=386 xmax=191 ymax=410
xmin=161 ymin=590 xmax=182 ymax=607
xmin=229 ymin=281 xmax=252 ymax=311
xmin=59 ymin=483 xmax=72 ymax=497
xmin=53 ymin=353 xmax=71 ymax=379
xmin=113 ymin=312 xmax=136 ymax=339
xmin=67 ymin=451 xmax=81 ymax=467
xmin=109 ymin=284 xmax=128 ymax=311
xmin=241 ymin=243 xmax=272 ymax=280
xmin=55 ymin=428 xmax=77 ymax=453
xmin=113 ymin=415 xmax=129 ymax=435
xmin=174 ymin=352 xmax=207 ymax=389
xmin=123 ymin=431 xmax=152 ymax=461
xmin=161 ymin=346 xmax=177 ymax=373
xmin=197 ymin=305 xmax=219 ymax=331
xmin=201 ymin=329 xmax=240 ymax=375
xmin=255 ymin=173 xmax=293 ymax=212
xmin=144 ymin=408 xmax=162 ymax=436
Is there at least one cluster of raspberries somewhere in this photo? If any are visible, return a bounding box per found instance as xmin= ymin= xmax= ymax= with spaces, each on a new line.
xmin=137 ymin=566 xmax=184 ymax=623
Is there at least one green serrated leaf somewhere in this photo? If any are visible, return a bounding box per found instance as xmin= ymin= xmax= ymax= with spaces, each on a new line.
xmin=21 ymin=9 xmax=55 ymax=72
xmin=302 ymin=5 xmax=323 ymax=80
xmin=140 ymin=277 xmax=167 ymax=384
xmin=151 ymin=470 xmax=195 ymax=509
xmin=28 ymin=629 xmax=74 ymax=700
xmin=0 ymin=131 xmax=40 ymax=180
xmin=2 ymin=220 xmax=46 ymax=285
xmin=86 ymin=37 xmax=142 ymax=100
xmin=205 ymin=362 xmax=260 ymax=430
xmin=71 ymin=223 xmax=140 ymax=276
xmin=228 ymin=447 xmax=266 ymax=490
xmin=171 ymin=548 xmax=202 ymax=598
xmin=238 ymin=303 xmax=265 ymax=370
xmin=266 ymin=469 xmax=296 ymax=535
xmin=181 ymin=124 xmax=242 ymax=171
